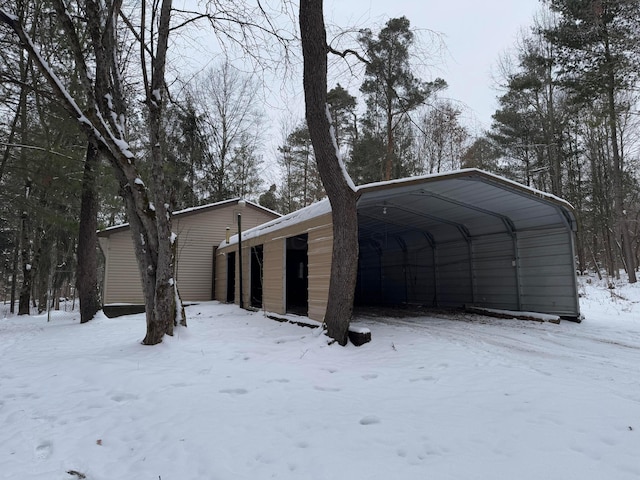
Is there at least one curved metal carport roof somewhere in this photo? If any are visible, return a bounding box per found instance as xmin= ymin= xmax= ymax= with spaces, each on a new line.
xmin=355 ymin=169 xmax=579 ymax=318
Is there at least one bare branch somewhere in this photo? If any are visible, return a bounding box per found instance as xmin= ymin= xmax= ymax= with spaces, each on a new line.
xmin=327 ymin=45 xmax=369 ymax=65
xmin=0 ymin=142 xmax=78 ymax=160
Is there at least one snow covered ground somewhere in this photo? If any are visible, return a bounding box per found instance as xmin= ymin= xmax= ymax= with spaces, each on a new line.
xmin=1 ymin=276 xmax=639 ymax=480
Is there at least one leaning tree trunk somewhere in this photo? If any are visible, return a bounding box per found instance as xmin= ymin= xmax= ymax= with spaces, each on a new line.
xmin=0 ymin=6 xmax=185 ymax=342
xmin=76 ymin=141 xmax=101 ymax=323
xmin=300 ymin=0 xmax=359 ymax=346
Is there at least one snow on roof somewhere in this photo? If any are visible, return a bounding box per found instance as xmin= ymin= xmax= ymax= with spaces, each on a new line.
xmin=221 ymin=168 xmax=575 ymax=248
xmin=356 ymin=168 xmax=574 ymax=210
xmin=221 ymin=199 xmax=331 ymax=248
xmin=98 ymin=198 xmax=280 ymax=235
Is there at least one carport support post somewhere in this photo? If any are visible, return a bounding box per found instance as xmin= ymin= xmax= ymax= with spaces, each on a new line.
xmin=508 ymin=226 xmax=522 ymax=311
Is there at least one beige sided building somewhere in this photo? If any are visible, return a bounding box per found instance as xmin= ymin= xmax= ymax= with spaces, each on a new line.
xmin=98 ymin=199 xmax=280 ymax=307
xmin=215 ymin=170 xmax=582 ymax=323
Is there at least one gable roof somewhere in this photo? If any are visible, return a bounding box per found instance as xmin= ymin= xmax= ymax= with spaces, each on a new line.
xmin=97 ymin=198 xmax=280 ymax=237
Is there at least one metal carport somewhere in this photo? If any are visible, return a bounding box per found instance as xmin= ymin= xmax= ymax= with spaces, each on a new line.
xmin=355 ymin=169 xmax=580 ymax=319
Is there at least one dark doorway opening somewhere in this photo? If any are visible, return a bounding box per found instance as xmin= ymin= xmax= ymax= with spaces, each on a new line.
xmin=355 ymin=239 xmax=383 ymax=306
xmin=286 ymin=234 xmax=308 ymax=315
xmin=250 ymin=245 xmax=264 ymax=308
xmin=211 ymin=247 xmax=217 ymax=300
xmin=226 ymin=252 xmax=236 ymax=303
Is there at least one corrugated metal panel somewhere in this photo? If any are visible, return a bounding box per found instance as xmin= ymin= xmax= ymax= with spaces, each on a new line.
xmin=517 ymin=228 xmax=577 ymax=315
xmin=472 ymin=234 xmax=519 ymax=310
xmin=355 ymin=171 xmax=579 ymax=317
xmin=214 ymin=170 xmax=580 ymax=320
xmin=436 ymin=240 xmax=472 ymax=307
xmin=358 ymin=231 xmax=436 ymax=307
xmin=381 ymin=243 xmax=408 ymax=304
xmin=239 ymin=241 xmax=250 ymax=307
xmin=357 ymin=241 xmax=383 ymax=304
xmin=401 ymin=232 xmax=435 ymax=306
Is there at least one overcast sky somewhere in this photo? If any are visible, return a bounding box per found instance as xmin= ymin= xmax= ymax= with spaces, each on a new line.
xmin=171 ymin=0 xmax=543 ymax=180
xmin=322 ymin=0 xmax=542 ymax=133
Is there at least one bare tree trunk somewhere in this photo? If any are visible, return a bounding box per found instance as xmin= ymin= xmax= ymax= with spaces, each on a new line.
xmin=385 ymin=107 xmax=394 ymax=180
xmin=300 ymin=0 xmax=359 ymax=346
xmin=0 ymin=5 xmax=184 ymax=341
xmin=18 ymin=202 xmax=32 ymax=315
xmin=10 ymin=229 xmax=19 ymax=314
xmin=604 ymin=26 xmax=636 ymax=283
xmin=144 ymin=0 xmax=185 ymax=343
xmin=76 ymin=141 xmax=101 ymax=323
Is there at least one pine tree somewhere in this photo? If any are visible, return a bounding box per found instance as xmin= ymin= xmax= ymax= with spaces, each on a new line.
xmin=357 ymin=17 xmax=445 ymax=181
xmin=544 ymin=0 xmax=640 ymax=282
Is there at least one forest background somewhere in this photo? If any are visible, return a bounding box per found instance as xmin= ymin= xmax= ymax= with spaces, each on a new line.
xmin=1 ymin=0 xmax=638 ymax=319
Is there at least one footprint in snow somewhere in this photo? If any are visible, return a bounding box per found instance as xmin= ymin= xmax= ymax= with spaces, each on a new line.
xmin=314 ymin=386 xmax=341 ymax=392
xmin=110 ymin=393 xmax=138 ymax=403
xmin=359 ymin=415 xmax=381 ymax=425
xmin=266 ymin=378 xmax=290 ymax=384
xmin=409 ymin=376 xmax=435 ymax=383
xmin=219 ymin=388 xmax=248 ymax=395
xmin=35 ymin=441 xmax=52 ymax=459
xmin=362 ymin=373 xmax=378 ymax=380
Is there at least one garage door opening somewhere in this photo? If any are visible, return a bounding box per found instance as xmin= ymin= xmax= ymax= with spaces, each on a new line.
xmin=286 ymin=234 xmax=308 ymax=315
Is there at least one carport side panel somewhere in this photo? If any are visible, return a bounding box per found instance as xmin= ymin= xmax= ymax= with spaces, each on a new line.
xmin=405 ymin=244 xmax=436 ymax=306
xmin=471 ymin=234 xmax=519 ymax=311
xmin=437 ymin=240 xmax=473 ymax=307
xmin=379 ymin=240 xmax=436 ymax=306
xmin=356 ymin=241 xmax=383 ymax=305
xmin=517 ymin=228 xmax=579 ymax=316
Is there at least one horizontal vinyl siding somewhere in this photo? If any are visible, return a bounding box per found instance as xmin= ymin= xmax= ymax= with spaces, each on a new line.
xmin=102 ymin=203 xmax=278 ymax=305
xmin=175 ymin=206 xmax=277 ymax=301
xmin=103 ymin=231 xmax=144 ymax=304
xmin=263 ymin=239 xmax=285 ymax=315
xmin=307 ymin=223 xmax=333 ymax=322
xmin=217 ymin=212 xmax=334 ymax=318
xmin=214 ymin=250 xmax=226 ymax=302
